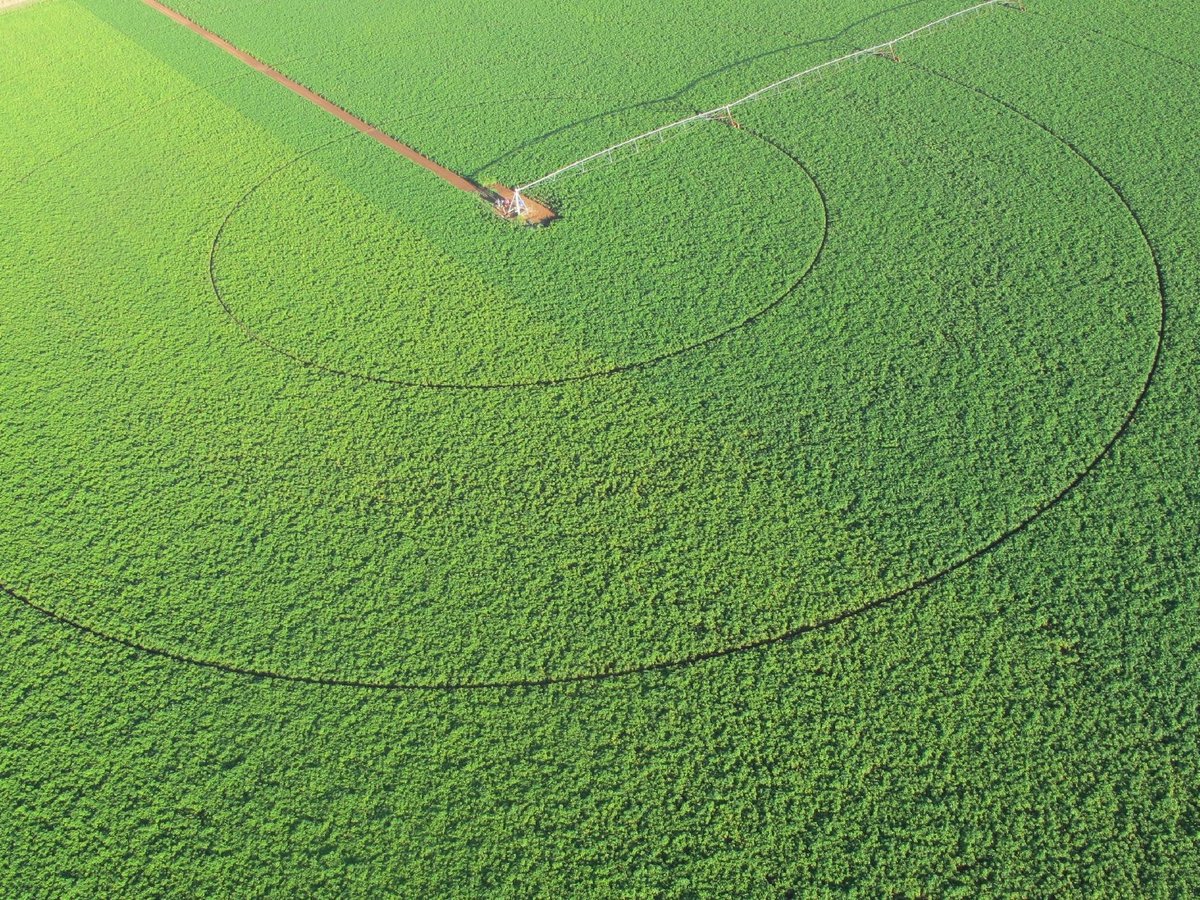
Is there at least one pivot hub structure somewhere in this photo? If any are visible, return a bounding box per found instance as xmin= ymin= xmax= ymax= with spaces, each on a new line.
xmin=490 ymin=184 xmax=557 ymax=226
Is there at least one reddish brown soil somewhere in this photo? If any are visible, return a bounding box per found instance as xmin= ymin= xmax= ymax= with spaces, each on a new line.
xmin=489 ymin=184 xmax=558 ymax=226
xmin=141 ymin=0 xmax=488 ymax=198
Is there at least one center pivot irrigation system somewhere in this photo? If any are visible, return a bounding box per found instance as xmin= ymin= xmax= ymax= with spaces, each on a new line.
xmin=142 ymin=0 xmax=1023 ymax=227
xmin=498 ymin=0 xmax=1026 ymax=223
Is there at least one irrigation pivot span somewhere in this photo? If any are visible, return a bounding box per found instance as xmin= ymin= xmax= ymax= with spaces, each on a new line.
xmin=509 ymin=0 xmax=1024 ymax=209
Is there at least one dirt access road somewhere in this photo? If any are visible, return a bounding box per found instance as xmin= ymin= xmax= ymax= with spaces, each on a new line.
xmin=140 ymin=0 xmax=492 ymax=198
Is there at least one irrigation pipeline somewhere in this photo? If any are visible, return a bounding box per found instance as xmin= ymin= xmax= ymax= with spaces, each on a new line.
xmin=139 ymin=0 xmax=1018 ymax=218
xmin=514 ymin=0 xmax=1022 ymax=198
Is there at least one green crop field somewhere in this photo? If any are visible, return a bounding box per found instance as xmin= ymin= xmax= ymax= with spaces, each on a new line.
xmin=0 ymin=0 xmax=1196 ymax=894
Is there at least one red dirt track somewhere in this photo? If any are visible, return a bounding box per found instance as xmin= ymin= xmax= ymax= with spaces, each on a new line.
xmin=141 ymin=0 xmax=490 ymax=198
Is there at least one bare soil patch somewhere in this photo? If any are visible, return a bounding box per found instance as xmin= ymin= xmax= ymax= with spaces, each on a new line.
xmin=489 ymin=183 xmax=558 ymax=226
xmin=0 ymin=0 xmax=46 ymax=12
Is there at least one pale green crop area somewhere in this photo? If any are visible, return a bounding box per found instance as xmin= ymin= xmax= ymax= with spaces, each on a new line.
xmin=1 ymin=0 xmax=1197 ymax=894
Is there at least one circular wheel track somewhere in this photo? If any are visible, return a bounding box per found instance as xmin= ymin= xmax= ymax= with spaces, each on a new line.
xmin=207 ymin=120 xmax=828 ymax=390
xmin=0 ymin=23 xmax=1174 ymax=691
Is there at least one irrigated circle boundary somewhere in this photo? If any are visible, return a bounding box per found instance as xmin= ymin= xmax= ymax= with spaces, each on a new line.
xmin=0 ymin=36 xmax=1171 ymax=692
xmin=206 ymin=115 xmax=829 ymax=391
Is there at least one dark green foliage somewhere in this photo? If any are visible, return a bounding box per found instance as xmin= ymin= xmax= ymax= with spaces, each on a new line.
xmin=0 ymin=0 xmax=1196 ymax=894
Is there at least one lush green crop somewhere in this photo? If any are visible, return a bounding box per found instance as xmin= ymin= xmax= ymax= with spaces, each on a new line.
xmin=1 ymin=0 xmax=1196 ymax=894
